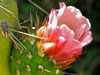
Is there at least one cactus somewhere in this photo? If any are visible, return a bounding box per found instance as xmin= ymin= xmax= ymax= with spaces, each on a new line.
xmin=0 ymin=0 xmax=18 ymax=75
xmin=0 ymin=1 xmax=93 ymax=75
xmin=10 ymin=30 xmax=62 ymax=75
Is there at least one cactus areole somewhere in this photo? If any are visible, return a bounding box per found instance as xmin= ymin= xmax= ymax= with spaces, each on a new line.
xmin=0 ymin=0 xmax=18 ymax=75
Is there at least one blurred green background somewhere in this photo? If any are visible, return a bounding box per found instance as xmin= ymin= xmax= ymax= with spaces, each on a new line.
xmin=16 ymin=0 xmax=100 ymax=75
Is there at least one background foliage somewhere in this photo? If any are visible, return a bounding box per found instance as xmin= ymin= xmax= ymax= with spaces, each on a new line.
xmin=17 ymin=0 xmax=100 ymax=75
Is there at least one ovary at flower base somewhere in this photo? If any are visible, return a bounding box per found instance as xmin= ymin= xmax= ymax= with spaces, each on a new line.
xmin=37 ymin=2 xmax=93 ymax=68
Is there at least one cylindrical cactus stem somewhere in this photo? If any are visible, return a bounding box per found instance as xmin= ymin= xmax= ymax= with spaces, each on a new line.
xmin=0 ymin=0 xmax=18 ymax=75
xmin=0 ymin=34 xmax=11 ymax=75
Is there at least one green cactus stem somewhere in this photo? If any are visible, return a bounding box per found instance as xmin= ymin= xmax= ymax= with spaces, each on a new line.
xmin=0 ymin=0 xmax=18 ymax=75
xmin=10 ymin=31 xmax=62 ymax=75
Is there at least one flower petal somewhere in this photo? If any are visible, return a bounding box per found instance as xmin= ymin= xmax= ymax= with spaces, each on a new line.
xmin=43 ymin=43 xmax=56 ymax=55
xmin=55 ymin=39 xmax=82 ymax=61
xmin=48 ymin=9 xmax=57 ymax=28
xmin=48 ymin=27 xmax=63 ymax=42
xmin=60 ymin=58 xmax=75 ymax=68
xmin=37 ymin=26 xmax=46 ymax=37
xmin=57 ymin=2 xmax=66 ymax=20
xmin=79 ymin=31 xmax=93 ymax=47
xmin=57 ymin=5 xmax=91 ymax=40
xmin=60 ymin=24 xmax=74 ymax=40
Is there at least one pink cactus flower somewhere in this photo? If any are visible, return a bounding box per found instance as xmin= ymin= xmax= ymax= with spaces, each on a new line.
xmin=37 ymin=2 xmax=93 ymax=68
